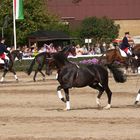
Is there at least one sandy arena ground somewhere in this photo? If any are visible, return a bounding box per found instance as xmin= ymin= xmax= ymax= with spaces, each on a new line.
xmin=0 ymin=71 xmax=139 ymax=140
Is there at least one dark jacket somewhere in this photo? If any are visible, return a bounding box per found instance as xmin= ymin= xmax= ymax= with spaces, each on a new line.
xmin=120 ymin=36 xmax=130 ymax=50
xmin=0 ymin=43 xmax=10 ymax=55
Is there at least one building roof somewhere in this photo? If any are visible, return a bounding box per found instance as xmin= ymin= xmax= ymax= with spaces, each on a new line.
xmin=47 ymin=0 xmax=140 ymax=20
xmin=28 ymin=30 xmax=71 ymax=41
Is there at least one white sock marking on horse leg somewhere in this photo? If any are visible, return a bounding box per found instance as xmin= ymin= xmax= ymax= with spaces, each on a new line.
xmin=104 ymin=104 xmax=111 ymax=110
xmin=66 ymin=101 xmax=70 ymax=110
xmin=57 ymin=90 xmax=63 ymax=99
xmin=0 ymin=77 xmax=4 ymax=82
xmin=14 ymin=75 xmax=18 ymax=80
xmin=55 ymin=73 xmax=58 ymax=79
xmin=136 ymin=93 xmax=140 ymax=102
xmin=124 ymin=69 xmax=127 ymax=74
xmin=96 ymin=97 xmax=101 ymax=106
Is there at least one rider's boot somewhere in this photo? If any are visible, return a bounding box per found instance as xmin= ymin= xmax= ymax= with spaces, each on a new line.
xmin=127 ymin=53 xmax=131 ymax=58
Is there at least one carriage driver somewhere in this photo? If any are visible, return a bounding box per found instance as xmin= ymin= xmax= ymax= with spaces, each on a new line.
xmin=0 ymin=37 xmax=10 ymax=70
xmin=120 ymin=32 xmax=132 ymax=56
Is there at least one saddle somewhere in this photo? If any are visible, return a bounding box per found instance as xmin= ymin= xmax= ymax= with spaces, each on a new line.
xmin=118 ymin=48 xmax=127 ymax=57
xmin=0 ymin=55 xmax=9 ymax=64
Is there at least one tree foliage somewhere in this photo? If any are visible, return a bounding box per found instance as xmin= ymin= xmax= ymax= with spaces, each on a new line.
xmin=79 ymin=16 xmax=120 ymax=44
xmin=0 ymin=0 xmax=68 ymax=46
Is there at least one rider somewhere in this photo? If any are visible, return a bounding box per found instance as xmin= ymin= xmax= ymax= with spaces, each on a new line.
xmin=0 ymin=37 xmax=10 ymax=70
xmin=120 ymin=32 xmax=132 ymax=56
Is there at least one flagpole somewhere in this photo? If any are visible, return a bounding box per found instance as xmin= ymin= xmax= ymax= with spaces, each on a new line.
xmin=13 ymin=0 xmax=17 ymax=50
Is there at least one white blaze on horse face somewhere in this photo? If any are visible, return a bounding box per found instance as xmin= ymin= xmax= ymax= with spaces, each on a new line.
xmin=66 ymin=101 xmax=70 ymax=110
xmin=136 ymin=93 xmax=140 ymax=102
xmin=57 ymin=90 xmax=63 ymax=99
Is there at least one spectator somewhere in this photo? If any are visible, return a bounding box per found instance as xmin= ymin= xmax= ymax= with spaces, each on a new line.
xmin=76 ymin=44 xmax=83 ymax=55
xmin=82 ymin=45 xmax=88 ymax=55
xmin=32 ymin=46 xmax=38 ymax=57
xmin=88 ymin=47 xmax=95 ymax=55
xmin=22 ymin=45 xmax=32 ymax=58
xmin=45 ymin=43 xmax=57 ymax=53
xmin=94 ymin=44 xmax=101 ymax=54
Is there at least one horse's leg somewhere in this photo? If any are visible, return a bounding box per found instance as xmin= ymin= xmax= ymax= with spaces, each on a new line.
xmin=10 ymin=69 xmax=19 ymax=82
xmin=103 ymin=86 xmax=112 ymax=109
xmin=45 ymin=60 xmax=52 ymax=75
xmin=37 ymin=63 xmax=45 ymax=81
xmin=0 ymin=70 xmax=8 ymax=82
xmin=63 ymin=88 xmax=70 ymax=110
xmin=57 ymin=86 xmax=66 ymax=103
xmin=89 ymin=83 xmax=104 ymax=107
xmin=124 ymin=57 xmax=132 ymax=74
xmin=134 ymin=89 xmax=140 ymax=105
xmin=39 ymin=70 xmax=45 ymax=81
xmin=33 ymin=62 xmax=42 ymax=82
xmin=33 ymin=70 xmax=38 ymax=82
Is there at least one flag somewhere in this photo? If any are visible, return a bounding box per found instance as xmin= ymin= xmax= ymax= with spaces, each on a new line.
xmin=14 ymin=0 xmax=24 ymax=20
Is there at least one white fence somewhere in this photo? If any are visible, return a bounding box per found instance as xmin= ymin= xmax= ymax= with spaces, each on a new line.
xmin=22 ymin=54 xmax=103 ymax=60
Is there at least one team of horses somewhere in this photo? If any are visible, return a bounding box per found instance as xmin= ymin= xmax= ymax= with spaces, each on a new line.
xmin=0 ymin=44 xmax=140 ymax=110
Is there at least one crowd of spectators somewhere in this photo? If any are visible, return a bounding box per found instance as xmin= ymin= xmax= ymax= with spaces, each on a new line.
xmin=14 ymin=42 xmax=112 ymax=58
xmin=75 ymin=43 xmax=107 ymax=56
xmin=19 ymin=43 xmax=58 ymax=58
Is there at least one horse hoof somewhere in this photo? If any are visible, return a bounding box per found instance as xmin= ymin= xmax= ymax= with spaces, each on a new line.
xmin=96 ymin=98 xmax=101 ymax=107
xmin=104 ymin=104 xmax=111 ymax=110
xmin=134 ymin=101 xmax=139 ymax=105
xmin=63 ymin=108 xmax=70 ymax=111
xmin=97 ymin=104 xmax=102 ymax=108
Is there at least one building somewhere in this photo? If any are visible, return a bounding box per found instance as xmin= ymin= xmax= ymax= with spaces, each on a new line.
xmin=46 ymin=0 xmax=140 ymax=37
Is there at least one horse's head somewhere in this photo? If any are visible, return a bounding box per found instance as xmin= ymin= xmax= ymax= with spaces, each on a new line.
xmin=69 ymin=45 xmax=76 ymax=56
xmin=62 ymin=45 xmax=76 ymax=57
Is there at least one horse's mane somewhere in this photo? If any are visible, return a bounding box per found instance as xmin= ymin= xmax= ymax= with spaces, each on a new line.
xmin=61 ymin=45 xmax=72 ymax=53
xmin=35 ymin=52 xmax=51 ymax=59
xmin=10 ymin=49 xmax=19 ymax=54
xmin=53 ymin=51 xmax=69 ymax=64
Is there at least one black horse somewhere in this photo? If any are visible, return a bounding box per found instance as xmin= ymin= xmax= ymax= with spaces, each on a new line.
xmin=51 ymin=50 xmax=127 ymax=110
xmin=27 ymin=45 xmax=76 ymax=82
xmin=0 ymin=50 xmax=23 ymax=82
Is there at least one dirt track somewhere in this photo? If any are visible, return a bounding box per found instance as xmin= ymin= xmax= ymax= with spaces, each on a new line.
xmin=0 ymin=71 xmax=140 ymax=140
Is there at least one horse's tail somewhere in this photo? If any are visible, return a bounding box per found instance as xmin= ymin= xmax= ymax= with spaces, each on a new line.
xmin=27 ymin=58 xmax=36 ymax=75
xmin=107 ymin=64 xmax=127 ymax=83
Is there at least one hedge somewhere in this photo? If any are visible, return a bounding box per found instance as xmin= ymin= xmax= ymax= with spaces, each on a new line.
xmin=14 ymin=56 xmax=100 ymax=71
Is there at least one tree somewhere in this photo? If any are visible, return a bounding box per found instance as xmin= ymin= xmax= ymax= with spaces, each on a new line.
xmin=79 ymin=16 xmax=120 ymax=45
xmin=0 ymin=0 xmax=68 ymax=46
